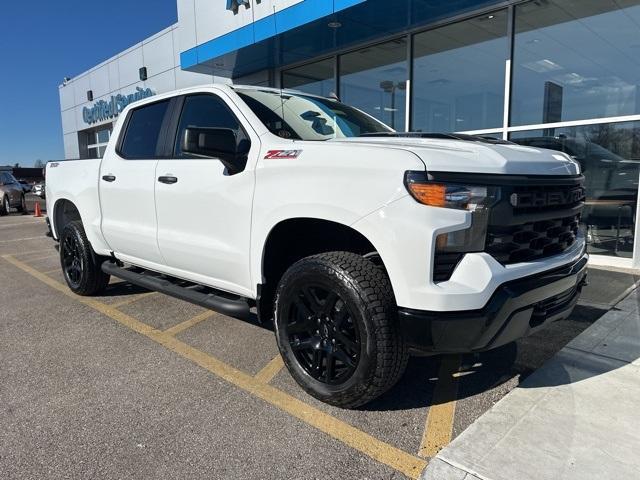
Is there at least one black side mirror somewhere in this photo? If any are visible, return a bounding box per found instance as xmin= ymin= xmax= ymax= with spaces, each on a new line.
xmin=182 ymin=127 xmax=249 ymax=174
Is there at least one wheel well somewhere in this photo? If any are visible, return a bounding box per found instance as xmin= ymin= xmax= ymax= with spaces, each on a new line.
xmin=258 ymin=218 xmax=383 ymax=322
xmin=53 ymin=199 xmax=82 ymax=237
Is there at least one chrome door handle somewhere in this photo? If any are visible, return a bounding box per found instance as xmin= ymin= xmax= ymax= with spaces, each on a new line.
xmin=158 ymin=176 xmax=178 ymax=184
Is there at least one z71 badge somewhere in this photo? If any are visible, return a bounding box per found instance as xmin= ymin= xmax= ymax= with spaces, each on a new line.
xmin=264 ymin=150 xmax=302 ymax=159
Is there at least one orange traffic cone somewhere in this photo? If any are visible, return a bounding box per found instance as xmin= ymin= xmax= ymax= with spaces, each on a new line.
xmin=34 ymin=202 xmax=42 ymax=218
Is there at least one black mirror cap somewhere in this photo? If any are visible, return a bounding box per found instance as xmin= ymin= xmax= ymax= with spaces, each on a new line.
xmin=182 ymin=127 xmax=249 ymax=174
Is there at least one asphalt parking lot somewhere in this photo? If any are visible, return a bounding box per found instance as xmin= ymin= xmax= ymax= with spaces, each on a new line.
xmin=1 ymin=212 xmax=637 ymax=479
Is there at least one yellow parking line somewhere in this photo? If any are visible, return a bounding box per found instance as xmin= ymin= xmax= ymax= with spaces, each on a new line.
xmin=0 ymin=220 xmax=47 ymax=229
xmin=164 ymin=310 xmax=215 ymax=336
xmin=43 ymin=268 xmax=61 ymax=274
xmin=12 ymin=248 xmax=54 ymax=257
xmin=24 ymin=252 xmax=58 ymax=262
xmin=254 ymin=354 xmax=284 ymax=384
xmin=3 ymin=253 xmax=428 ymax=479
xmin=110 ymin=292 xmax=157 ymax=308
xmin=418 ymin=355 xmax=461 ymax=458
xmin=0 ymin=236 xmax=48 ymax=244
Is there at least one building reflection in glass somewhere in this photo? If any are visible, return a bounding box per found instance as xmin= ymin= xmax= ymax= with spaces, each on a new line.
xmin=512 ymin=122 xmax=640 ymax=258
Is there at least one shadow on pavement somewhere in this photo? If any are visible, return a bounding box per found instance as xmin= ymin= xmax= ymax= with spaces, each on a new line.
xmin=94 ymin=267 xmax=638 ymax=412
xmin=363 ymin=266 xmax=635 ymax=411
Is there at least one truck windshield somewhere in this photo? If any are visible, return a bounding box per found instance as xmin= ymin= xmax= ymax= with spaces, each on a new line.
xmin=234 ymin=88 xmax=393 ymax=141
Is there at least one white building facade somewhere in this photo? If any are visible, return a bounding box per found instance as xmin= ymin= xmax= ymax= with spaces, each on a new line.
xmin=60 ymin=0 xmax=640 ymax=268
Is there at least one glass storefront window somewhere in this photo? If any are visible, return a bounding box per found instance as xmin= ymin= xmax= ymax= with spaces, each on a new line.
xmin=79 ymin=125 xmax=112 ymax=159
xmin=97 ymin=128 xmax=110 ymax=144
xmin=412 ymin=10 xmax=508 ymax=133
xmin=511 ymin=121 xmax=640 ymax=258
xmin=340 ymin=38 xmax=408 ymax=131
xmin=282 ymin=58 xmax=336 ymax=97
xmin=511 ymin=0 xmax=640 ymax=126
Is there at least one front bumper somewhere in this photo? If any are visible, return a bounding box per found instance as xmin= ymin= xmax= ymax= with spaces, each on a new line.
xmin=398 ymin=255 xmax=588 ymax=354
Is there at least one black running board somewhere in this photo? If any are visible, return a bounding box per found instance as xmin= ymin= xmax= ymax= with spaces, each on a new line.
xmin=101 ymin=261 xmax=251 ymax=318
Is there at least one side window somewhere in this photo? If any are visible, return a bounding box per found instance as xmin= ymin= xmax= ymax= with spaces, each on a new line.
xmin=119 ymin=100 xmax=171 ymax=159
xmin=0 ymin=173 xmax=7 ymax=184
xmin=174 ymin=94 xmax=247 ymax=158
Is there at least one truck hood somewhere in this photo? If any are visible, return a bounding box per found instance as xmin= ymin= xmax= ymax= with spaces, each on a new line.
xmin=328 ymin=136 xmax=580 ymax=176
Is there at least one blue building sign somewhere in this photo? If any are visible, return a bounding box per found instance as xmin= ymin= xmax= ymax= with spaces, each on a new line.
xmin=82 ymin=87 xmax=155 ymax=125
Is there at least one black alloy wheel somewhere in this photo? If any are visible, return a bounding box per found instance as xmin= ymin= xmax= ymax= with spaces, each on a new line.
xmin=59 ymin=221 xmax=110 ymax=296
xmin=283 ymin=284 xmax=361 ymax=385
xmin=274 ymin=251 xmax=408 ymax=408
xmin=61 ymin=230 xmax=84 ymax=290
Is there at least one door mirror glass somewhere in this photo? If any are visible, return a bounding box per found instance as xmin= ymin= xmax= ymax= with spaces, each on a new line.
xmin=182 ymin=127 xmax=248 ymax=174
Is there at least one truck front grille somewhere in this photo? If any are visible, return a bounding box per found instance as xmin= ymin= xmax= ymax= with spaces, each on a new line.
xmin=427 ymin=173 xmax=585 ymax=282
xmin=486 ymin=214 xmax=580 ymax=264
xmin=485 ymin=179 xmax=584 ymax=265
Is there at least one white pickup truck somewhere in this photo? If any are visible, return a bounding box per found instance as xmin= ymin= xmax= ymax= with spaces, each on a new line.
xmin=46 ymin=85 xmax=588 ymax=407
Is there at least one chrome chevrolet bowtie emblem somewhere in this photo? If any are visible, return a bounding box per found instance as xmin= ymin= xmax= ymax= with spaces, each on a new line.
xmin=226 ymin=0 xmax=251 ymax=14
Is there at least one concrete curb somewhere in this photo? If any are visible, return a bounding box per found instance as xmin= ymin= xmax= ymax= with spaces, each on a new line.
xmin=421 ymin=288 xmax=640 ymax=480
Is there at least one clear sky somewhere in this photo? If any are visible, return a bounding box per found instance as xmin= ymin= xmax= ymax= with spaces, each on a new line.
xmin=0 ymin=0 xmax=177 ymax=167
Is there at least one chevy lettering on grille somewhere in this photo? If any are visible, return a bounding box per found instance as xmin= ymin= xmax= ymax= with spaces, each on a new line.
xmin=510 ymin=187 xmax=585 ymax=208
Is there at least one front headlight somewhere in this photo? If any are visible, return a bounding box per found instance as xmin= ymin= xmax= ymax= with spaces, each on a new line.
xmin=404 ymin=171 xmax=499 ymax=253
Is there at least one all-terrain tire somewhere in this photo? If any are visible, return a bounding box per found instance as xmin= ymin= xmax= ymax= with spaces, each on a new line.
xmin=274 ymin=251 xmax=408 ymax=408
xmin=59 ymin=220 xmax=110 ymax=296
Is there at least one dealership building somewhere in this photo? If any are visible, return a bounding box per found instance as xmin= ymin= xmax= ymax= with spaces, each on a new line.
xmin=59 ymin=0 xmax=640 ymax=268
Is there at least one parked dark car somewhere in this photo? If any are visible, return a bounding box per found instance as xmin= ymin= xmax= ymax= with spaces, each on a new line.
xmin=0 ymin=171 xmax=27 ymax=215
xmin=18 ymin=180 xmax=33 ymax=193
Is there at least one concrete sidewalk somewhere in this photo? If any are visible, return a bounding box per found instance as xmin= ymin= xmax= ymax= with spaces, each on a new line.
xmin=422 ymin=288 xmax=640 ymax=480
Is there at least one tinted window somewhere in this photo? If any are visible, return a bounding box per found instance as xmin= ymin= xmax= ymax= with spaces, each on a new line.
xmin=120 ymin=100 xmax=170 ymax=158
xmin=1 ymin=173 xmax=15 ymax=184
xmin=174 ymin=94 xmax=245 ymax=157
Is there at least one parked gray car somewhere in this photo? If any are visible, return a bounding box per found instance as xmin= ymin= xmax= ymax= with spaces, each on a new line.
xmin=0 ymin=171 xmax=27 ymax=215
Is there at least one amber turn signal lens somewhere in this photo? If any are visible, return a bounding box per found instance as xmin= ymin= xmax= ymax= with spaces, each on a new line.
xmin=407 ymin=182 xmax=447 ymax=207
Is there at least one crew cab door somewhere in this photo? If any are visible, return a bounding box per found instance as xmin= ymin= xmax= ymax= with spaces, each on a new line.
xmin=99 ymin=98 xmax=173 ymax=265
xmin=154 ymin=93 xmax=257 ymax=296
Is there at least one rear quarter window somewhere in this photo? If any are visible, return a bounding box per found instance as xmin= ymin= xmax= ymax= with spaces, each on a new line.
xmin=119 ymin=100 xmax=171 ymax=159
